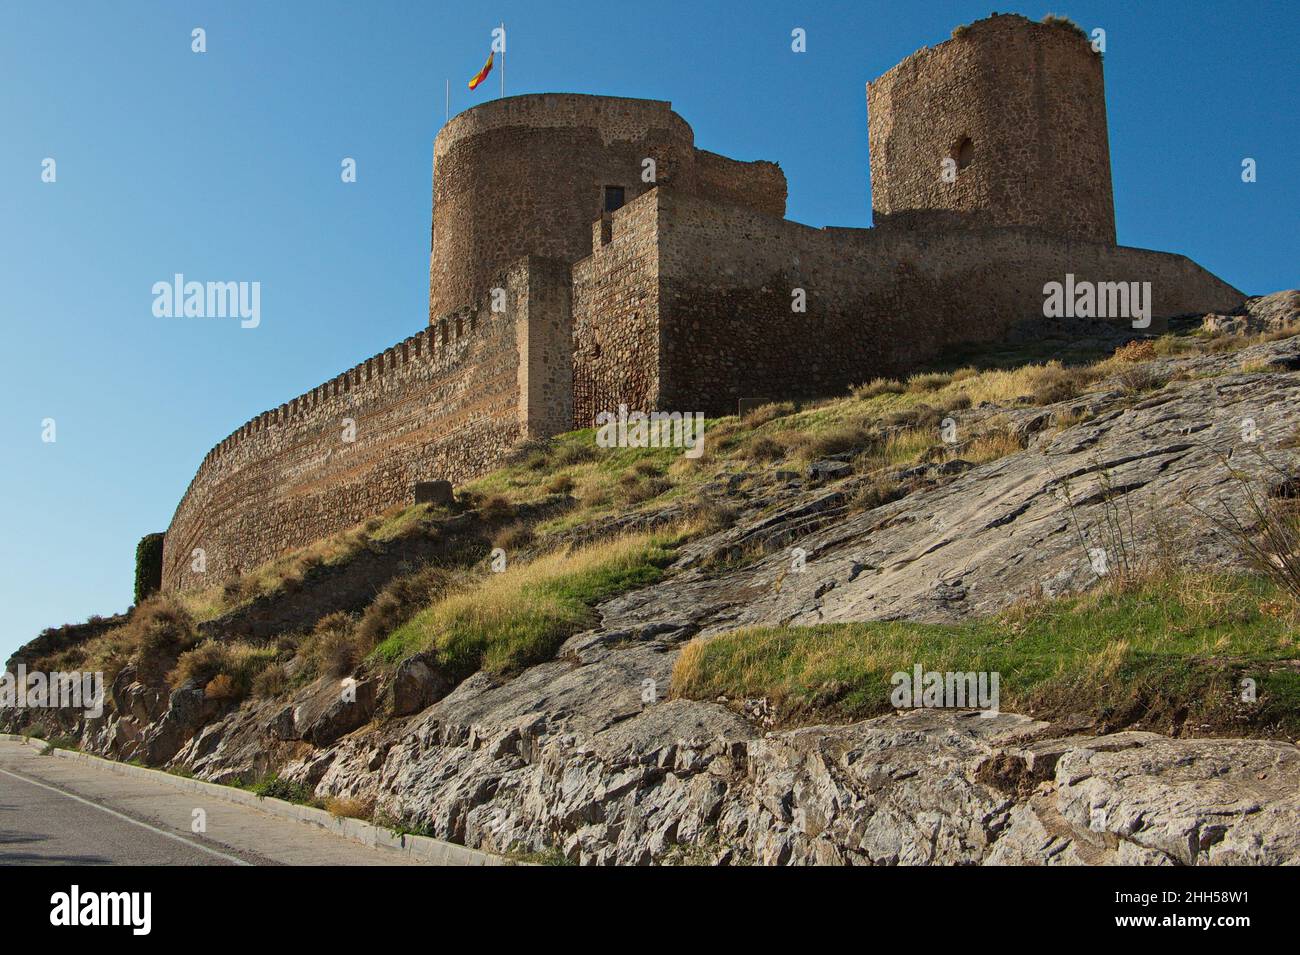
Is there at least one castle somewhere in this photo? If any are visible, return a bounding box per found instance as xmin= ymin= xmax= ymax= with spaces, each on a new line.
xmin=159 ymin=14 xmax=1242 ymax=592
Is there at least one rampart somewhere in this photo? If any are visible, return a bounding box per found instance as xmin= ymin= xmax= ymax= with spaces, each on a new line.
xmin=573 ymin=188 xmax=1243 ymax=417
xmin=159 ymin=18 xmax=1248 ymax=594
xmin=161 ymin=256 xmax=571 ymax=591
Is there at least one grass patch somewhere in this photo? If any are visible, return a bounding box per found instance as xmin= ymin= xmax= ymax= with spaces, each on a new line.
xmin=372 ymin=529 xmax=682 ymax=674
xmin=672 ymin=571 xmax=1300 ymax=737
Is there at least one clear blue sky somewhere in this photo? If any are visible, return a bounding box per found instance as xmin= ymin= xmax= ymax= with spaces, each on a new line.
xmin=1 ymin=0 xmax=1296 ymax=663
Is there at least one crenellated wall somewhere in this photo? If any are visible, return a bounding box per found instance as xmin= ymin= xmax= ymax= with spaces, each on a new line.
xmin=159 ymin=26 xmax=1247 ymax=594
xmin=161 ymin=257 xmax=571 ymax=592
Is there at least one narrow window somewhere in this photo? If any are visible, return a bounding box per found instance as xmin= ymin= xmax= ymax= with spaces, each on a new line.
xmin=603 ymin=185 xmax=626 ymax=213
xmin=951 ymin=135 xmax=974 ymax=171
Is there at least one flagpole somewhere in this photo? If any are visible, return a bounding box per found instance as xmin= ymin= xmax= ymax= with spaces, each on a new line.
xmin=500 ymin=21 xmax=505 ymax=98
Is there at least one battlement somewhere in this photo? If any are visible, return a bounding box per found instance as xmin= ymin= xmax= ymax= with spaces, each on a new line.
xmin=158 ymin=16 xmax=1244 ymax=592
xmin=161 ymin=257 xmax=571 ymax=591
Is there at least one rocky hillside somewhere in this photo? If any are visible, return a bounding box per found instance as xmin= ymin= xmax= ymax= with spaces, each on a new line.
xmin=6 ymin=292 xmax=1300 ymax=865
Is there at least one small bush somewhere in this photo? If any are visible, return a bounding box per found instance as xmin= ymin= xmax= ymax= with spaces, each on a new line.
xmin=1042 ymin=14 xmax=1087 ymax=40
xmin=938 ymin=392 xmax=972 ymax=412
xmin=851 ymin=478 xmax=904 ymax=512
xmin=742 ymin=401 xmax=796 ymax=426
xmin=494 ymin=523 xmax=536 ymax=551
xmin=553 ymin=442 xmax=597 ymax=468
xmin=251 ymin=664 xmax=287 ymax=699
xmin=883 ymin=405 xmax=941 ymax=431
xmin=252 ymin=776 xmax=317 ymax=805
xmin=323 ymin=795 xmax=375 ymax=820
xmin=1029 ymin=365 xmax=1093 ymax=404
xmin=133 ymin=533 xmax=165 ymax=604
xmin=851 ymin=378 xmax=903 ymax=399
xmin=788 ymin=426 xmax=874 ymax=461
xmin=1115 ymin=363 xmax=1167 ymax=396
xmin=622 ymin=476 xmax=672 ymax=505
xmin=204 ymin=673 xmax=238 ymax=700
xmin=355 ymin=566 xmax=455 ymax=652
xmin=906 ymin=372 xmax=952 ymax=393
xmin=1111 ymin=340 xmax=1157 ymax=363
xmin=744 ymin=436 xmax=787 ymax=462
xmin=544 ymin=473 xmax=576 ymax=496
xmin=133 ymin=596 xmax=197 ymax=658
xmin=170 ymin=639 xmax=277 ymax=699
xmin=687 ymin=495 xmax=738 ymax=534
xmin=479 ymin=495 xmax=515 ymax=522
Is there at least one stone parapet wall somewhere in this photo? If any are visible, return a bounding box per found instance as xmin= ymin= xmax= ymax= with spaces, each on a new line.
xmin=161 ymin=259 xmax=569 ymax=592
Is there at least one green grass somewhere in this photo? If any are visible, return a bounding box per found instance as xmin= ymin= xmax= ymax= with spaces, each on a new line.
xmin=672 ymin=572 xmax=1300 ymax=737
xmin=372 ymin=529 xmax=681 ymax=674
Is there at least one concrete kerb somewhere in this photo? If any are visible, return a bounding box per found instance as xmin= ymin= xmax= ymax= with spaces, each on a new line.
xmin=0 ymin=734 xmax=511 ymax=866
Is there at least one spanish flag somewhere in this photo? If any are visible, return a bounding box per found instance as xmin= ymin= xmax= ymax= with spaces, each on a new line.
xmin=468 ymin=51 xmax=494 ymax=91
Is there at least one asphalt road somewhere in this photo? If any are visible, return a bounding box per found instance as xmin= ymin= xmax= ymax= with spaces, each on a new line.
xmin=0 ymin=740 xmax=415 ymax=866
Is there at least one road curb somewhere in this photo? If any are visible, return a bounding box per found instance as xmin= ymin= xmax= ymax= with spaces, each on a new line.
xmin=0 ymin=734 xmax=510 ymax=866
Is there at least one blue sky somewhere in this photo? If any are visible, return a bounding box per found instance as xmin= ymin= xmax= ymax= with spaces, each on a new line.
xmin=1 ymin=0 xmax=1295 ymax=663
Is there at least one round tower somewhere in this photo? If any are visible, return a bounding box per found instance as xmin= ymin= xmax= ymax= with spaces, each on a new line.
xmin=427 ymin=94 xmax=697 ymax=321
xmin=867 ymin=14 xmax=1116 ymax=244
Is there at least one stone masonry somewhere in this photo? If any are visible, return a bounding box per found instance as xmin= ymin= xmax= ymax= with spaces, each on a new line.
xmin=161 ymin=14 xmax=1244 ymax=591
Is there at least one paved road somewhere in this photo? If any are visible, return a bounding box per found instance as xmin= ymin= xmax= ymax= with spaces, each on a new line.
xmin=0 ymin=741 xmax=415 ymax=865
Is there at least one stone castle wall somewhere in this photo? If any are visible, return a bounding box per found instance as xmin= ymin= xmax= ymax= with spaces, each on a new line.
xmin=428 ymin=93 xmax=784 ymax=321
xmin=868 ymin=14 xmax=1116 ymax=244
xmin=160 ymin=21 xmax=1247 ymax=593
xmin=571 ymin=192 xmax=662 ymax=423
xmin=581 ymin=189 xmax=1240 ymax=417
xmin=161 ymin=258 xmax=567 ymax=592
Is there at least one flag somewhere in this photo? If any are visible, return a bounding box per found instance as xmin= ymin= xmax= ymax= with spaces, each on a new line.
xmin=468 ymin=51 xmax=494 ymax=91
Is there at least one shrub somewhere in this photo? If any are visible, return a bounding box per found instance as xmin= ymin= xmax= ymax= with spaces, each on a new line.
xmin=742 ymin=401 xmax=796 ymax=426
xmin=850 ymin=478 xmax=904 ymax=511
xmin=251 ymin=664 xmax=287 ymax=699
xmin=133 ymin=533 xmax=165 ymax=604
xmin=788 ymin=426 xmax=874 ymax=461
xmin=354 ymin=566 xmax=455 ymax=652
xmin=323 ymin=795 xmax=376 ymax=820
xmin=621 ymin=476 xmax=672 ymax=505
xmin=544 ymin=473 xmax=576 ymax=496
xmin=744 ymin=436 xmax=787 ymax=462
xmin=251 ymin=775 xmax=316 ymax=805
xmin=1029 ymin=365 xmax=1093 ymax=404
xmin=1115 ymin=363 xmax=1167 ymax=396
xmin=938 ymin=392 xmax=972 ymax=412
xmin=552 ymin=441 xmax=597 ymax=468
xmin=851 ymin=378 xmax=904 ymax=399
xmin=204 ymin=673 xmax=238 ymax=700
xmin=687 ymin=495 xmax=738 ymax=534
xmin=493 ymin=523 xmax=536 ymax=551
xmin=1042 ymin=14 xmax=1087 ymax=40
xmin=1112 ymin=340 xmax=1157 ymax=363
xmin=133 ymin=596 xmax=197 ymax=657
xmin=906 ymin=372 xmax=952 ymax=393
xmin=479 ymin=495 xmax=515 ymax=522
xmin=170 ymin=639 xmax=277 ymax=699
